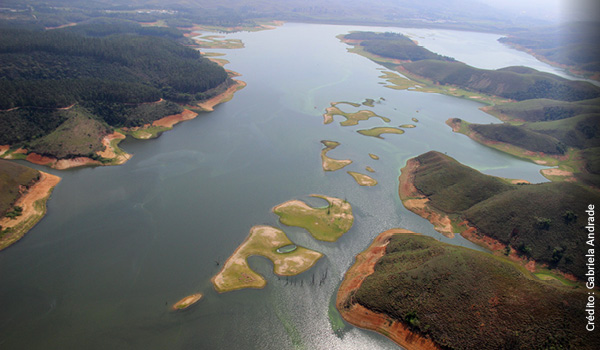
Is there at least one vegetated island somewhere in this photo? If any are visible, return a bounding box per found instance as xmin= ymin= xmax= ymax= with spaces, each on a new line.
xmin=368 ymin=153 xmax=379 ymax=160
xmin=337 ymin=229 xmax=597 ymax=350
xmin=211 ymin=225 xmax=322 ymax=293
xmin=320 ymin=140 xmax=352 ymax=171
xmin=323 ymin=102 xmax=390 ymax=126
xmin=0 ymin=159 xmax=60 ymax=250
xmin=357 ymin=127 xmax=405 ymax=139
xmin=273 ymin=195 xmax=353 ymax=242
xmin=347 ymin=171 xmax=377 ymax=186
xmin=0 ymin=19 xmax=244 ymax=169
xmin=172 ymin=293 xmax=203 ymax=311
xmin=399 ymin=151 xmax=599 ymax=281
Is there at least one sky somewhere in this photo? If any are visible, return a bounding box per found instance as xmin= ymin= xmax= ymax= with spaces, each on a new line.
xmin=477 ymin=0 xmax=600 ymax=22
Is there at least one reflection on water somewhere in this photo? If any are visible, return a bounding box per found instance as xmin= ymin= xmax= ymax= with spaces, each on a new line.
xmin=0 ymin=23 xmax=562 ymax=349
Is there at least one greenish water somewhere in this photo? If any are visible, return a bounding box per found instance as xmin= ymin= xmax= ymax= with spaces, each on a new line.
xmin=0 ymin=23 xmax=558 ymax=349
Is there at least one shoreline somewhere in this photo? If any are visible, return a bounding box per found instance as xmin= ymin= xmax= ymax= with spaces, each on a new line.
xmin=196 ymin=79 xmax=246 ymax=112
xmin=398 ymin=158 xmax=454 ymax=237
xmin=336 ymin=228 xmax=440 ymax=350
xmin=0 ymin=171 xmax=61 ymax=251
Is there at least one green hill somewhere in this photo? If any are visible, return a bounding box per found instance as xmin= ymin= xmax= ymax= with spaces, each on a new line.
xmin=408 ymin=151 xmax=599 ymax=279
xmin=354 ymin=233 xmax=596 ymax=350
xmin=0 ymin=160 xmax=40 ymax=217
xmin=489 ymin=98 xmax=600 ymax=122
xmin=0 ymin=21 xmax=228 ymax=159
xmin=401 ymin=60 xmax=600 ymax=101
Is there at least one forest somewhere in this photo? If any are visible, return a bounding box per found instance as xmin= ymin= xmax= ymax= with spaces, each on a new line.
xmin=0 ymin=20 xmax=229 ymax=152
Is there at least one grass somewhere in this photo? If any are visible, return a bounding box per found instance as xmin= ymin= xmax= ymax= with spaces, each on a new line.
xmin=347 ymin=171 xmax=377 ymax=186
xmin=323 ymin=104 xmax=390 ymax=126
xmin=369 ymin=153 xmax=379 ymax=160
xmin=353 ymin=233 xmax=596 ymax=350
xmin=212 ymin=225 xmax=322 ymax=293
xmin=273 ymin=195 xmax=354 ymax=242
xmin=0 ymin=160 xmax=40 ymax=216
xmin=320 ymin=140 xmax=352 ymax=172
xmin=357 ymin=127 xmax=404 ymax=138
xmin=28 ymin=107 xmax=109 ymax=159
xmin=192 ymin=35 xmax=244 ymax=49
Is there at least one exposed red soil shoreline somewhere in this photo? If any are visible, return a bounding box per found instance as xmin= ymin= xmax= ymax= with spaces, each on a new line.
xmin=398 ymin=158 xmax=454 ymax=237
xmin=336 ymin=228 xmax=441 ymax=350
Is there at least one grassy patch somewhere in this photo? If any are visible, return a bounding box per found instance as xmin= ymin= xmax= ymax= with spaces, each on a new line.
xmin=0 ymin=160 xmax=39 ymax=216
xmin=347 ymin=171 xmax=377 ymax=186
xmin=320 ymin=140 xmax=352 ymax=172
xmin=212 ymin=225 xmax=322 ymax=293
xmin=323 ymin=104 xmax=390 ymax=126
xmin=273 ymin=195 xmax=354 ymax=242
xmin=357 ymin=127 xmax=404 ymax=138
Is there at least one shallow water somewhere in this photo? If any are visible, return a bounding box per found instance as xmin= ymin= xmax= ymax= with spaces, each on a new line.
xmin=0 ymin=23 xmax=564 ymax=349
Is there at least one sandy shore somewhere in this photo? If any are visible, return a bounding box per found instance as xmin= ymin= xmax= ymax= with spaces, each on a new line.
xmin=196 ymin=79 xmax=246 ymax=112
xmin=398 ymin=159 xmax=454 ymax=237
xmin=172 ymin=293 xmax=203 ymax=310
xmin=0 ymin=171 xmax=61 ymax=250
xmin=336 ymin=228 xmax=441 ymax=350
xmin=152 ymin=109 xmax=198 ymax=128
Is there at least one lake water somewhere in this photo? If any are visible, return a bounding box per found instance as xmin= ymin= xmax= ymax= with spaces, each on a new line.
xmin=0 ymin=23 xmax=563 ymax=349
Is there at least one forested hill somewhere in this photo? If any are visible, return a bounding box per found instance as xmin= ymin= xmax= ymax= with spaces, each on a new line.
xmin=342 ymin=31 xmax=600 ymax=102
xmin=0 ymin=21 xmax=230 ymax=157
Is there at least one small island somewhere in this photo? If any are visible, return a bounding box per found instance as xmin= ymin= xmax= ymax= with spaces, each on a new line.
xmin=368 ymin=153 xmax=379 ymax=160
xmin=320 ymin=140 xmax=353 ymax=171
xmin=272 ymin=195 xmax=354 ymax=242
xmin=172 ymin=293 xmax=203 ymax=311
xmin=347 ymin=171 xmax=377 ymax=186
xmin=211 ymin=225 xmax=322 ymax=293
xmin=322 ymin=103 xmax=390 ymax=126
xmin=357 ymin=127 xmax=405 ymax=138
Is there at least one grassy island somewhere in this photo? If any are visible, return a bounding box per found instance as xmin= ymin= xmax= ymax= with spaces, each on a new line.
xmin=320 ymin=140 xmax=353 ymax=171
xmin=357 ymin=127 xmax=404 ymax=138
xmin=211 ymin=225 xmax=322 ymax=293
xmin=323 ymin=103 xmax=390 ymax=126
xmin=337 ymin=229 xmax=597 ymax=350
xmin=348 ymin=171 xmax=377 ymax=186
xmin=172 ymin=293 xmax=203 ymax=311
xmin=368 ymin=153 xmax=379 ymax=160
xmin=273 ymin=195 xmax=354 ymax=242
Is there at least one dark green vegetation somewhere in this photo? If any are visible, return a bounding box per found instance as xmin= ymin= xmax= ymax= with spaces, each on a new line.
xmin=354 ymin=233 xmax=596 ymax=350
xmin=499 ymin=22 xmax=600 ymax=79
xmin=344 ymin=32 xmax=454 ymax=62
xmin=469 ymin=122 xmax=568 ymax=155
xmin=0 ymin=160 xmax=40 ymax=217
xmin=342 ymin=31 xmax=600 ymax=102
xmin=0 ymin=20 xmax=227 ymax=158
xmin=490 ymin=98 xmax=600 ymax=122
xmin=401 ymin=61 xmax=600 ymax=101
xmin=411 ymin=151 xmax=599 ymax=279
xmin=0 ymin=0 xmax=550 ymax=33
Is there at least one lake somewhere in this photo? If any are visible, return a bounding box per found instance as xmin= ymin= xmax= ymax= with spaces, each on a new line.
xmin=0 ymin=22 xmax=563 ymax=349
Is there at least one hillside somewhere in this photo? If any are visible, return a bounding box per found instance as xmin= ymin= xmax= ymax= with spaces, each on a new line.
xmin=0 ymin=159 xmax=40 ymax=217
xmin=340 ymin=231 xmax=596 ymax=350
xmin=499 ymin=22 xmax=600 ymax=80
xmin=487 ymin=98 xmax=600 ymax=122
xmin=401 ymin=60 xmax=600 ymax=101
xmin=0 ymin=21 xmax=229 ymax=160
xmin=403 ymin=151 xmax=599 ymax=279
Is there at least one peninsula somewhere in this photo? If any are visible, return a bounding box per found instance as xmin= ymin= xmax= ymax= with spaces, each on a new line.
xmin=337 ymin=229 xmax=597 ymax=350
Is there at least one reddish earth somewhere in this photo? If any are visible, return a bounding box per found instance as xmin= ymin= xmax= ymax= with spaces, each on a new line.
xmin=196 ymin=79 xmax=246 ymax=112
xmin=152 ymin=109 xmax=198 ymax=128
xmin=336 ymin=229 xmax=441 ymax=350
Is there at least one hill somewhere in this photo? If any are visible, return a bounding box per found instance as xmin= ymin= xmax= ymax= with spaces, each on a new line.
xmin=338 ymin=230 xmax=596 ymax=350
xmin=0 ymin=21 xmax=230 ymax=161
xmin=401 ymin=151 xmax=599 ymax=279
xmin=486 ymin=98 xmax=600 ymax=122
xmin=499 ymin=22 xmax=600 ymax=80
xmin=0 ymin=159 xmax=40 ymax=217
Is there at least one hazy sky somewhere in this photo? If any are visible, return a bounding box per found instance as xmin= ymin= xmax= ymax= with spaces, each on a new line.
xmin=478 ymin=0 xmax=600 ymax=22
